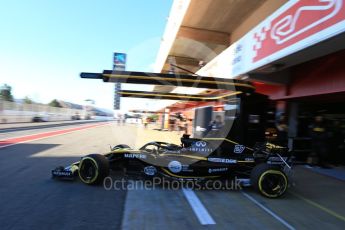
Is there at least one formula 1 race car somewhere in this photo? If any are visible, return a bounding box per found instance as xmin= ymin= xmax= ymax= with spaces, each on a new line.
xmin=52 ymin=136 xmax=292 ymax=198
xmin=52 ymin=70 xmax=293 ymax=198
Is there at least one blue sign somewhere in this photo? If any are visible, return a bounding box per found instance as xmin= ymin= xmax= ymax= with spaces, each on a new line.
xmin=113 ymin=53 xmax=127 ymax=110
xmin=114 ymin=53 xmax=126 ymax=66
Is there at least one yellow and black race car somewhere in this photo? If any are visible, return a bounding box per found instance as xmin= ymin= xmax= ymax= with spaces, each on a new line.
xmin=52 ymin=136 xmax=292 ymax=198
xmin=52 ymin=70 xmax=293 ymax=198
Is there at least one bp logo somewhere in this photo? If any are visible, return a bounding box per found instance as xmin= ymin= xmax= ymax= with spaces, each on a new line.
xmin=234 ymin=145 xmax=245 ymax=154
xmin=168 ymin=161 xmax=182 ymax=173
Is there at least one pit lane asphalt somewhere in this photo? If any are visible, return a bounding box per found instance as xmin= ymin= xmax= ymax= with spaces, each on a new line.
xmin=0 ymin=121 xmax=127 ymax=230
xmin=0 ymin=122 xmax=345 ymax=229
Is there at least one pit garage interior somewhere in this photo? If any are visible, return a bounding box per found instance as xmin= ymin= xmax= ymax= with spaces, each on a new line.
xmin=153 ymin=0 xmax=345 ymax=164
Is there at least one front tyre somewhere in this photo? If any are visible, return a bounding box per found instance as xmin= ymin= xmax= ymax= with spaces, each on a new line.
xmin=251 ymin=163 xmax=288 ymax=198
xmin=78 ymin=154 xmax=109 ymax=185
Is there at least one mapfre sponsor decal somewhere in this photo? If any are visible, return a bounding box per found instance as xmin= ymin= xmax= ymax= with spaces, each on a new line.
xmin=253 ymin=0 xmax=345 ymax=62
xmin=208 ymin=168 xmax=228 ymax=173
xmin=124 ymin=153 xmax=147 ymax=159
xmin=208 ymin=158 xmax=237 ymax=164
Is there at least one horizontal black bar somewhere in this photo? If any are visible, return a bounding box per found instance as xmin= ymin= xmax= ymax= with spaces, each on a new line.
xmin=80 ymin=70 xmax=255 ymax=93
xmin=80 ymin=72 xmax=103 ymax=79
xmin=118 ymin=90 xmax=241 ymax=102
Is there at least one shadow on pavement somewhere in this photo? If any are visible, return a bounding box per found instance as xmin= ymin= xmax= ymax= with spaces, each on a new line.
xmin=0 ymin=143 xmax=126 ymax=230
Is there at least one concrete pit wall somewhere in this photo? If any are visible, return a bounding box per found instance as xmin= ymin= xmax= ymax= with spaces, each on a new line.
xmin=0 ymin=100 xmax=85 ymax=123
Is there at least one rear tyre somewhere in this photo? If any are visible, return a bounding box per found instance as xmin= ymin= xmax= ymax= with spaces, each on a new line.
xmin=78 ymin=154 xmax=109 ymax=185
xmin=251 ymin=163 xmax=288 ymax=198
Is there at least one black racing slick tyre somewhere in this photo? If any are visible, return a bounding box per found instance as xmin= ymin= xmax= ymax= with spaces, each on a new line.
xmin=250 ymin=163 xmax=288 ymax=198
xmin=112 ymin=144 xmax=131 ymax=151
xmin=78 ymin=154 xmax=109 ymax=185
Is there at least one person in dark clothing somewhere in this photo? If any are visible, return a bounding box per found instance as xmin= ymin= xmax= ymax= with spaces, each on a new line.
xmin=204 ymin=115 xmax=224 ymax=137
xmin=330 ymin=121 xmax=345 ymax=165
xmin=143 ymin=117 xmax=148 ymax=129
xmin=309 ymin=115 xmax=330 ymax=168
xmin=276 ymin=115 xmax=288 ymax=146
xmin=183 ymin=119 xmax=189 ymax=134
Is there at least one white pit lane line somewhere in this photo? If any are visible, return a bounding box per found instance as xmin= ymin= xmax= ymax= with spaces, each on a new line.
xmin=241 ymin=191 xmax=296 ymax=230
xmin=182 ymin=188 xmax=216 ymax=225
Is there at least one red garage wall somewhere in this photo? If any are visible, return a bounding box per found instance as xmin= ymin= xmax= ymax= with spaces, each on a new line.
xmin=257 ymin=49 xmax=345 ymax=100
xmin=289 ymin=49 xmax=345 ymax=98
xmin=254 ymin=83 xmax=287 ymax=99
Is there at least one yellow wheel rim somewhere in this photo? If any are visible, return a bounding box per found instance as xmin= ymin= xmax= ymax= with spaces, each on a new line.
xmin=78 ymin=157 xmax=99 ymax=184
xmin=258 ymin=170 xmax=288 ymax=198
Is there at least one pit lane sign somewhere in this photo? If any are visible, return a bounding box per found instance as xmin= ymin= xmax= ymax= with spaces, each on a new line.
xmin=113 ymin=52 xmax=127 ymax=110
xmin=198 ymin=0 xmax=345 ymax=78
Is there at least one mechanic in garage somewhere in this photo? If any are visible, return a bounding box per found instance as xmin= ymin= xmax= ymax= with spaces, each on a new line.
xmin=276 ymin=114 xmax=288 ymax=146
xmin=205 ymin=115 xmax=224 ymax=137
xmin=330 ymin=120 xmax=345 ymax=166
xmin=310 ymin=115 xmax=330 ymax=168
